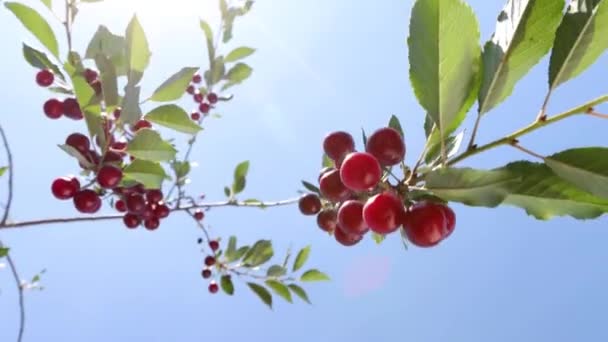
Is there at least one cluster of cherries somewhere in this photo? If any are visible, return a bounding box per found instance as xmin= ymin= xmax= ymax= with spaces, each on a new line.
xmin=298 ymin=127 xmax=456 ymax=248
xmin=199 ymin=237 xmax=223 ymax=294
xmin=38 ymin=68 xmax=101 ymax=120
xmin=186 ymin=74 xmax=218 ymax=122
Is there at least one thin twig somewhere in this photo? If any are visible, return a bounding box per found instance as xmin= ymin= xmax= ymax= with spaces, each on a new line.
xmin=64 ymin=0 xmax=73 ymax=53
xmin=510 ymin=141 xmax=545 ymax=160
xmin=586 ymin=111 xmax=608 ymax=119
xmin=467 ymin=114 xmax=482 ymax=150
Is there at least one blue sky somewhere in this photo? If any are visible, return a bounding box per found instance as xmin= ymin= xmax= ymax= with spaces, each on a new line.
xmin=1 ymin=0 xmax=608 ymax=341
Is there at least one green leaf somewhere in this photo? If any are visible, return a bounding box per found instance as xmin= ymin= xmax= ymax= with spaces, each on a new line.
xmin=544 ymin=148 xmax=608 ymax=199
xmin=292 ymin=246 xmax=311 ymax=272
xmin=127 ymin=129 xmax=177 ymax=162
xmin=83 ymin=109 xmax=105 ymax=147
xmin=501 ymin=161 xmax=608 ymax=220
xmin=301 ymin=181 xmax=320 ymax=194
xmin=123 ymin=159 xmax=167 ymax=189
xmin=222 ymin=62 xmax=252 ymax=90
xmin=125 ymin=15 xmax=150 ymax=85
xmin=85 ymin=25 xmax=127 ymax=75
xmin=265 ymin=280 xmax=292 ymax=303
xmin=372 ymin=232 xmax=386 ymax=244
xmin=287 ymin=284 xmax=311 ymax=304
xmin=145 ymin=105 xmax=202 ymax=135
xmin=5 ymin=2 xmax=59 ymax=57
xmin=361 ymin=128 xmax=368 ymax=146
xmin=388 ymin=115 xmax=404 ymax=137
xmin=322 ymin=154 xmax=333 ymax=168
xmin=172 ymin=161 xmax=191 ymax=179
xmin=66 ymin=64 xmax=95 ymax=108
xmin=549 ymin=0 xmax=608 ymax=91
xmin=232 ymin=161 xmax=250 ymax=195
xmin=58 ymin=144 xmax=94 ymax=169
xmin=225 ymin=46 xmax=256 ymax=62
xmin=94 ymin=54 xmax=119 ymax=107
xmin=0 ymin=167 xmax=7 ymax=177
xmin=208 ymin=56 xmax=226 ymax=86
xmin=478 ymin=0 xmax=565 ymax=114
xmin=425 ymin=167 xmax=519 ymax=207
xmin=243 ymin=240 xmax=273 ymax=267
xmin=220 ymin=275 xmax=235 ymax=295
xmin=224 ymin=186 xmax=231 ymax=197
xmin=247 ymin=283 xmax=272 ymax=309
xmin=0 ymin=247 xmax=9 ymax=258
xmin=22 ymin=43 xmax=64 ymax=80
xmin=40 ymin=0 xmax=52 ymax=9
xmin=234 ymin=246 xmax=250 ymax=260
xmin=408 ymin=0 xmax=481 ymax=139
xmin=425 ymin=131 xmax=465 ymax=166
xmin=300 ymin=269 xmax=330 ymax=282
xmin=150 ymin=67 xmax=200 ymax=102
xmin=224 ymin=236 xmax=238 ymax=262
xmin=267 ymin=265 xmax=287 ymax=277
xmin=199 ymin=20 xmax=215 ymax=69
xmin=121 ymin=85 xmax=142 ymax=124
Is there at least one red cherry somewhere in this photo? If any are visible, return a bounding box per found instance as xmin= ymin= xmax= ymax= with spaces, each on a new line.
xmin=337 ymin=200 xmax=368 ymax=235
xmin=90 ymin=80 xmax=102 ymax=95
xmin=366 ymin=127 xmax=406 ymax=166
xmin=316 ymin=209 xmax=337 ymax=233
xmin=339 ymin=152 xmax=382 ymax=191
xmin=63 ymin=98 xmax=83 ymax=120
xmin=402 ymin=202 xmax=447 ymax=248
xmin=103 ymin=151 xmax=123 ymax=164
xmin=110 ymin=141 xmax=127 ymax=152
xmin=132 ymin=120 xmax=152 ymax=132
xmin=154 ymin=204 xmax=170 ymax=219
xmin=36 ymin=69 xmax=54 ymax=87
xmin=334 ymin=227 xmax=363 ymax=247
xmin=298 ymin=194 xmax=322 ymax=215
xmin=141 ymin=203 xmax=156 ymax=220
xmin=194 ymin=210 xmax=204 ymax=221
xmin=43 ymin=99 xmax=63 ymax=119
xmin=97 ymin=165 xmax=123 ymax=189
xmin=319 ymin=169 xmax=351 ymax=202
xmin=186 ymin=85 xmax=196 ymax=95
xmin=51 ymin=176 xmax=80 ymax=200
xmin=193 ymin=93 xmax=204 ymax=103
xmin=207 ymin=93 xmax=218 ymax=104
xmin=65 ymin=133 xmax=90 ymax=155
xmin=318 ymin=167 xmax=333 ymax=182
xmin=208 ymin=282 xmax=219 ymax=294
xmin=123 ymin=213 xmax=140 ymax=229
xmin=192 ymin=74 xmax=202 ymax=84
xmin=323 ymin=131 xmax=355 ymax=162
xmin=191 ymin=112 xmax=201 ymax=121
xmin=146 ymin=189 xmax=163 ymax=203
xmin=144 ymin=217 xmax=160 ymax=230
xmin=363 ymin=192 xmax=405 ymax=235
xmin=115 ymin=199 xmax=127 ymax=212
xmin=83 ymin=68 xmax=99 ymax=84
xmin=209 ymin=240 xmax=219 ymax=251
xmin=204 ymin=256 xmax=216 ymax=267
xmin=439 ymin=204 xmax=456 ymax=238
xmin=126 ymin=193 xmax=146 ymax=213
xmin=199 ymin=103 xmax=211 ymax=114
xmin=73 ymin=189 xmax=101 ymax=214
xmin=113 ymin=108 xmax=122 ymax=120
xmin=201 ymin=269 xmax=212 ymax=279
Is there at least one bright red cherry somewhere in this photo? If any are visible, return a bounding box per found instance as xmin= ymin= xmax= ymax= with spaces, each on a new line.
xmin=43 ymin=99 xmax=63 ymax=119
xmin=298 ymin=194 xmax=322 ymax=215
xmin=337 ymin=200 xmax=368 ymax=235
xmin=97 ymin=165 xmax=123 ymax=189
xmin=319 ymin=169 xmax=351 ymax=202
xmin=186 ymin=85 xmax=196 ymax=95
xmin=126 ymin=193 xmax=146 ymax=213
xmin=334 ymin=227 xmax=363 ymax=247
xmin=209 ymin=240 xmax=219 ymax=251
xmin=115 ymin=199 xmax=127 ymax=212
xmin=62 ymin=98 xmax=83 ymax=120
xmin=339 ymin=152 xmax=382 ymax=191
xmin=317 ymin=209 xmax=337 ymax=233
xmin=207 ymin=93 xmax=218 ymax=104
xmin=36 ymin=69 xmax=54 ymax=87
xmin=439 ymin=204 xmax=456 ymax=238
xmin=323 ymin=131 xmax=355 ymax=162
xmin=363 ymin=192 xmax=405 ymax=235
xmin=65 ymin=133 xmax=90 ymax=155
xmin=199 ymin=103 xmax=210 ymax=114
xmin=366 ymin=127 xmax=406 ymax=166
xmin=144 ymin=217 xmax=160 ymax=230
xmin=192 ymin=74 xmax=202 ymax=84
xmin=132 ymin=120 xmax=152 ymax=132
xmin=123 ymin=213 xmax=140 ymax=229
xmin=204 ymin=256 xmax=216 ymax=267
xmin=208 ymin=282 xmax=219 ymax=294
xmin=193 ymin=93 xmax=204 ymax=103
xmin=83 ymin=68 xmax=99 ymax=84
xmin=73 ymin=189 xmax=101 ymax=213
xmin=51 ymin=176 xmax=80 ymax=200
xmin=201 ymin=269 xmax=212 ymax=279
xmin=194 ymin=209 xmax=204 ymax=221
xmin=318 ymin=167 xmax=333 ymax=182
xmin=154 ymin=204 xmax=170 ymax=219
xmin=191 ymin=112 xmax=201 ymax=121
xmin=402 ymin=202 xmax=448 ymax=248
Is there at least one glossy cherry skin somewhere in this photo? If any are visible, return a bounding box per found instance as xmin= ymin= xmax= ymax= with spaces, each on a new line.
xmin=365 ymin=127 xmax=406 ymax=166
xmin=339 ymin=152 xmax=382 ymax=191
xmin=123 ymin=213 xmax=141 ymax=229
xmin=319 ymin=169 xmax=351 ymax=202
xmin=43 ymin=99 xmax=63 ymax=119
xmin=207 ymin=93 xmax=218 ymax=104
xmin=73 ymin=190 xmax=101 ymax=214
xmin=363 ymin=192 xmax=405 ymax=235
xmin=337 ymin=200 xmax=369 ymax=235
xmin=36 ymin=69 xmax=54 ymax=87
xmin=402 ymin=202 xmax=447 ymax=248
xmin=65 ymin=133 xmax=90 ymax=155
xmin=154 ymin=204 xmax=170 ymax=219
xmin=51 ymin=176 xmax=80 ymax=200
xmin=334 ymin=227 xmax=363 ymax=247
xmin=298 ymin=194 xmax=322 ymax=215
xmin=440 ymin=205 xmax=456 ymax=238
xmin=316 ymin=209 xmax=338 ymax=233
xmin=323 ymin=131 xmax=355 ymax=162
xmin=62 ymin=98 xmax=83 ymax=120
xmin=126 ymin=193 xmax=146 ymax=214
xmin=194 ymin=210 xmax=205 ymax=221
xmin=144 ymin=217 xmax=160 ymax=231
xmin=97 ymin=165 xmax=123 ymax=189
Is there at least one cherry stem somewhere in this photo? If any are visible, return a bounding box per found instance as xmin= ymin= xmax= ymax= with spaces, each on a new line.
xmin=586 ymin=110 xmax=608 ymax=119
xmin=510 ymin=141 xmax=545 ymax=160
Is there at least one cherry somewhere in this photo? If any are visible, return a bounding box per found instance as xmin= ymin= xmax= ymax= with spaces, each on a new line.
xmin=199 ymin=103 xmax=210 ymax=114
xmin=154 ymin=204 xmax=170 ymax=219
xmin=123 ymin=213 xmax=140 ymax=229
xmin=85 ymin=150 xmax=101 ymax=167
xmin=402 ymin=202 xmax=447 ymax=248
xmin=51 ymin=176 xmax=80 ymax=200
xmin=319 ymin=169 xmax=351 ymax=202
xmin=65 ymin=133 xmax=90 ymax=155
xmin=193 ymin=93 xmax=204 ymax=103
xmin=323 ymin=131 xmax=355 ymax=162
xmin=334 ymin=227 xmax=363 ymax=247
xmin=144 ymin=217 xmax=160 ymax=231
xmin=103 ymin=151 xmax=123 ymax=164
xmin=192 ymin=74 xmax=202 ymax=84
xmin=97 ymin=165 xmax=123 ymax=189
xmin=194 ymin=209 xmax=204 ymax=221
xmin=191 ymin=112 xmax=201 ymax=121
xmin=204 ymin=256 xmax=216 ymax=267
xmin=73 ymin=189 xmax=101 ymax=214
xmin=209 ymin=240 xmax=219 ymax=251
xmin=208 ymin=282 xmax=219 ymax=294
xmin=186 ymin=85 xmax=196 ymax=95
xmin=126 ymin=193 xmax=146 ymax=213
xmin=442 ymin=205 xmax=456 ymax=238
xmin=43 ymin=99 xmax=63 ymax=119
xmin=36 ymin=69 xmax=54 ymax=87
xmin=141 ymin=203 xmax=156 ymax=220
xmin=63 ymin=98 xmax=83 ymax=120
xmin=207 ymin=93 xmax=218 ymax=104
xmin=318 ymin=167 xmax=333 ymax=182
xmin=115 ymin=199 xmax=127 ymax=212
xmin=146 ymin=189 xmax=163 ymax=203
xmin=133 ymin=120 xmax=152 ymax=132
xmin=90 ymin=80 xmax=103 ymax=95
xmin=366 ymin=127 xmax=406 ymax=166
xmin=298 ymin=194 xmax=322 ymax=215
xmin=201 ymin=269 xmax=212 ymax=279
xmin=83 ymin=68 xmax=99 ymax=84
xmin=337 ymin=200 xmax=368 ymax=235
xmin=113 ymin=108 xmax=122 ymax=120
xmin=363 ymin=192 xmax=405 ymax=235
xmin=316 ymin=209 xmax=337 ymax=233
xmin=110 ymin=141 xmax=127 ymax=152
xmin=339 ymin=152 xmax=382 ymax=191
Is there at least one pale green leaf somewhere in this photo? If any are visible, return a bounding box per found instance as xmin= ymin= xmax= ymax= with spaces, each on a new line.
xmin=388 ymin=115 xmax=404 ymax=137
xmin=5 ymin=2 xmax=59 ymax=57
xmin=265 ymin=280 xmax=292 ymax=303
xmin=0 ymin=167 xmax=7 ymax=177
xmin=150 ymin=67 xmax=200 ymax=102
xmin=125 ymin=15 xmax=150 ymax=85
xmin=224 ymin=236 xmax=238 ymax=262
xmin=58 ymin=144 xmax=94 ymax=169
xmin=94 ymin=54 xmax=119 ymax=107
xmin=292 ymin=246 xmax=310 ymax=272
xmin=242 ymin=240 xmax=273 ymax=267
xmin=225 ymin=46 xmax=256 ymax=62
xmin=145 ymin=105 xmax=202 ymax=135
xmin=85 ymin=25 xmax=127 ymax=75
xmin=247 ymin=283 xmax=272 ymax=309
xmin=199 ymin=20 xmax=215 ymax=68
xmin=300 ymin=269 xmax=330 ymax=282
xmin=123 ymin=159 xmax=167 ymax=189
xmin=288 ymin=284 xmax=311 ymax=304
xmin=121 ymin=85 xmax=142 ymax=124
xmin=544 ymin=147 xmax=608 ymax=199
xmin=127 ymin=129 xmax=177 ymax=162
xmin=267 ymin=265 xmax=287 ymax=277
xmin=22 ymin=43 xmax=64 ymax=80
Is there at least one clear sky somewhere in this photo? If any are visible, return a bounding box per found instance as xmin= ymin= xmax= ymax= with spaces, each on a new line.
xmin=1 ymin=0 xmax=608 ymax=341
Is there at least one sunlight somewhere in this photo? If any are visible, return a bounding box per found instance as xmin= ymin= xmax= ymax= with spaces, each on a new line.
xmin=100 ymin=0 xmax=221 ymax=23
